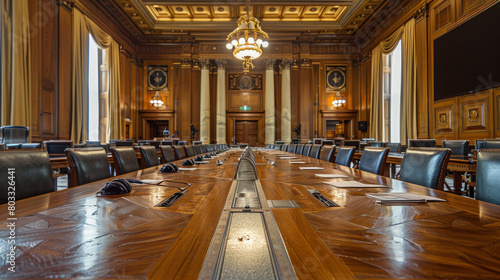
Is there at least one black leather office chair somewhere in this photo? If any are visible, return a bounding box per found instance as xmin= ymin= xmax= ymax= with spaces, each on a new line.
xmin=265 ymin=144 xmax=274 ymax=149
xmin=281 ymin=144 xmax=288 ymax=151
xmin=1 ymin=125 xmax=29 ymax=144
xmin=476 ymin=149 xmax=500 ymax=205
xmin=207 ymin=144 xmax=215 ymax=152
xmin=295 ymin=144 xmax=304 ymax=155
xmin=21 ymin=143 xmax=41 ymax=149
xmin=115 ymin=141 xmax=134 ymax=147
xmin=83 ymin=141 xmax=102 ymax=148
xmin=274 ymin=144 xmax=282 ymax=151
xmin=399 ymin=148 xmax=451 ymax=190
xmin=358 ymin=147 xmax=390 ymax=175
xmin=387 ymin=142 xmax=401 ymax=153
xmin=309 ymin=145 xmax=322 ymax=159
xmin=160 ymin=145 xmax=176 ymax=163
xmin=408 ymin=139 xmax=436 ymax=148
xmin=65 ymin=148 xmax=111 ymax=187
xmin=148 ymin=141 xmax=161 ymax=150
xmin=185 ymin=145 xmax=196 ymax=157
xmin=319 ymin=145 xmax=335 ymax=162
xmin=139 ymin=146 xmax=160 ymax=168
xmin=442 ymin=140 xmax=469 ymax=156
xmin=193 ymin=145 xmax=202 ymax=155
xmin=44 ymin=140 xmax=74 ymax=157
xmin=344 ymin=140 xmax=361 ymax=151
xmin=110 ymin=147 xmax=140 ymax=175
xmin=335 ymin=147 xmax=355 ymax=167
xmin=302 ymin=144 xmax=312 ymax=157
xmin=0 ymin=149 xmax=53 ymax=203
xmin=200 ymin=144 xmax=208 ymax=153
xmin=173 ymin=145 xmax=187 ymax=160
xmin=287 ymin=144 xmax=297 ymax=153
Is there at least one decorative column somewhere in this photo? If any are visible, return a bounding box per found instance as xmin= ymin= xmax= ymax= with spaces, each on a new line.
xmin=215 ymin=59 xmax=227 ymax=144
xmin=200 ymin=59 xmax=210 ymax=144
xmin=281 ymin=59 xmax=293 ymax=143
xmin=265 ymin=59 xmax=276 ymax=145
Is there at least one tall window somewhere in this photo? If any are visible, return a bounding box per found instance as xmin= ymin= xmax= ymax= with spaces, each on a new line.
xmin=88 ymin=35 xmax=108 ymax=141
xmin=382 ymin=40 xmax=402 ymax=142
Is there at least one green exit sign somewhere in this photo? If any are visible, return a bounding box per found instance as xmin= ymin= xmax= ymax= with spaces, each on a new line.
xmin=239 ymin=106 xmax=251 ymax=111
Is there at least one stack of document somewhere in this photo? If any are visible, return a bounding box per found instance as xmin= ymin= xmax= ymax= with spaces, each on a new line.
xmin=299 ymin=167 xmax=324 ymax=170
xmin=314 ymin=174 xmax=348 ymax=178
xmin=322 ymin=181 xmax=386 ymax=188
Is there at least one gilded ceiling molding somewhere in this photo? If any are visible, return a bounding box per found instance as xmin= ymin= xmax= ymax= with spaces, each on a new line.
xmin=181 ymin=59 xmax=192 ymax=68
xmin=414 ymin=4 xmax=429 ymax=23
xmin=299 ymin=59 xmax=312 ymax=68
xmin=353 ymin=51 xmax=372 ymax=67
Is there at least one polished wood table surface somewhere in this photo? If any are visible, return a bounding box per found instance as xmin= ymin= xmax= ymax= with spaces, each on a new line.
xmin=2 ymin=149 xmax=500 ymax=279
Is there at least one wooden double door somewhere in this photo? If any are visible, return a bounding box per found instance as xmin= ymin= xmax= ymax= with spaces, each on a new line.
xmin=235 ymin=120 xmax=258 ymax=147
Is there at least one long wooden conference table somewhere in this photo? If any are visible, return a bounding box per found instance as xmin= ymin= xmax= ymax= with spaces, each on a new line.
xmin=2 ymin=148 xmax=500 ymax=279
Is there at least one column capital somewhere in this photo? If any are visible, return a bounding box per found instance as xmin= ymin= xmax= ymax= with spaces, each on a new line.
xmin=199 ymin=59 xmax=210 ymax=70
xmin=215 ymin=59 xmax=227 ymax=70
xmin=281 ymin=59 xmax=293 ymax=70
xmin=266 ymin=59 xmax=276 ymax=70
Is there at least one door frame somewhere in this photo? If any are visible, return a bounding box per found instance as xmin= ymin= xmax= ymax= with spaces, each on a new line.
xmin=226 ymin=113 xmax=265 ymax=146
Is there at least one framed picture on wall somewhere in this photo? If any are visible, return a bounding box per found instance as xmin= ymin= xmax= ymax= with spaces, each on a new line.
xmin=148 ymin=65 xmax=168 ymax=91
xmin=326 ymin=65 xmax=347 ymax=91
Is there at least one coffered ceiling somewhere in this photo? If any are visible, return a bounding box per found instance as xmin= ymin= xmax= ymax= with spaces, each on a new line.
xmin=111 ymin=0 xmax=392 ymax=43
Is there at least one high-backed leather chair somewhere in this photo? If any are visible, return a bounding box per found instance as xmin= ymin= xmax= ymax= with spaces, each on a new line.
xmin=21 ymin=143 xmax=41 ymax=149
xmin=476 ymin=149 xmax=500 ymax=205
xmin=83 ymin=141 xmax=102 ymax=148
xmin=0 ymin=150 xmax=53 ymax=203
xmin=193 ymin=145 xmax=202 ymax=155
xmin=207 ymin=144 xmax=215 ymax=152
xmin=139 ymin=146 xmax=160 ymax=168
xmin=319 ymin=145 xmax=336 ymax=162
xmin=265 ymin=144 xmax=274 ymax=149
xmin=484 ymin=140 xmax=500 ymax=149
xmin=200 ymin=144 xmax=208 ymax=153
xmin=148 ymin=140 xmax=161 ymax=150
xmin=173 ymin=145 xmax=187 ymax=160
xmin=287 ymin=144 xmax=297 ymax=153
xmin=369 ymin=142 xmax=387 ymax=147
xmin=110 ymin=147 xmax=140 ymax=175
xmin=160 ymin=146 xmax=176 ymax=163
xmin=442 ymin=140 xmax=469 ymax=156
xmin=1 ymin=125 xmax=29 ymax=144
xmin=115 ymin=141 xmax=134 ymax=147
xmin=295 ymin=144 xmax=304 ymax=155
xmin=302 ymin=144 xmax=312 ymax=157
xmin=274 ymin=144 xmax=282 ymax=151
xmin=309 ymin=145 xmax=322 ymax=159
xmin=408 ymin=139 xmax=436 ymax=148
xmin=358 ymin=147 xmax=390 ymax=175
xmin=333 ymin=138 xmax=344 ymax=146
xmin=44 ymin=140 xmax=74 ymax=157
xmin=475 ymin=139 xmax=486 ymax=150
xmin=281 ymin=144 xmax=288 ymax=151
xmin=335 ymin=147 xmax=355 ymax=167
xmin=399 ymin=148 xmax=451 ymax=190
xmin=387 ymin=142 xmax=401 ymax=153
xmin=161 ymin=140 xmax=173 ymax=146
xmin=65 ymin=148 xmax=111 ymax=187
xmin=185 ymin=145 xmax=196 ymax=157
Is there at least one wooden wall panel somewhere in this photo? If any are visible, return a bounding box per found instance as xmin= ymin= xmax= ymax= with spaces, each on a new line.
xmin=415 ymin=12 xmax=429 ymax=139
xmin=458 ymin=90 xmax=494 ymax=141
xmin=431 ymin=97 xmax=458 ymax=143
xmin=179 ymin=63 xmax=193 ymax=142
xmin=298 ymin=62 xmax=313 ymax=142
xmin=28 ymin=0 xmax=41 ymax=141
xmin=495 ymin=88 xmax=500 ymax=138
xmin=57 ymin=5 xmax=72 ymax=140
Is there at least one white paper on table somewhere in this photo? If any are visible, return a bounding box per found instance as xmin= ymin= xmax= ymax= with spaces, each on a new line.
xmin=323 ymin=181 xmax=387 ymax=188
xmin=137 ymin=179 xmax=162 ymax=185
xmin=314 ymin=174 xmax=348 ymax=178
xmin=281 ymin=157 xmax=298 ymax=159
xmin=366 ymin=192 xmax=446 ymax=202
xmin=178 ymin=168 xmax=196 ymax=171
xmin=289 ymin=161 xmax=306 ymax=164
xmin=299 ymin=167 xmax=324 ymax=170
xmin=194 ymin=161 xmax=209 ymax=164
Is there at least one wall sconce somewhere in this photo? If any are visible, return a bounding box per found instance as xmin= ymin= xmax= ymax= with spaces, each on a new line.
xmin=332 ymin=91 xmax=346 ymax=107
xmin=150 ymin=91 xmax=164 ymax=109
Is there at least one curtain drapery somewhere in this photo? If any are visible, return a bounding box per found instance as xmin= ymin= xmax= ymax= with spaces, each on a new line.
xmin=71 ymin=9 xmax=121 ymax=143
xmin=369 ymin=18 xmax=417 ymax=143
xmin=1 ymin=0 xmax=31 ymax=128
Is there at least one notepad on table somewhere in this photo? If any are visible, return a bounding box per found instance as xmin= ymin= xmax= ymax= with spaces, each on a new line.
xmin=289 ymin=161 xmax=306 ymax=164
xmin=281 ymin=157 xmax=298 ymax=159
xmin=322 ymin=181 xmax=387 ymax=188
xmin=178 ymin=168 xmax=196 ymax=171
xmin=366 ymin=192 xmax=446 ymax=203
xmin=299 ymin=167 xmax=324 ymax=170
xmin=314 ymin=174 xmax=348 ymax=178
xmin=194 ymin=161 xmax=209 ymax=164
xmin=137 ymin=179 xmax=162 ymax=185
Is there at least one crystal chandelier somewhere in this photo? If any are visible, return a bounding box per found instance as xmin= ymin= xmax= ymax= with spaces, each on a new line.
xmin=150 ymin=91 xmax=164 ymax=109
xmin=226 ymin=0 xmax=269 ymax=72
xmin=332 ymin=92 xmax=346 ymax=107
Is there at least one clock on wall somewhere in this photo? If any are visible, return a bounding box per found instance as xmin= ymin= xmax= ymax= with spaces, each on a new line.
xmin=148 ymin=66 xmax=168 ymax=91
xmin=326 ymin=65 xmax=347 ymax=91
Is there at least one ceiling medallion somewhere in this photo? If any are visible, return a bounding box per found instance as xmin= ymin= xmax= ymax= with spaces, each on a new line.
xmin=226 ymin=0 xmax=269 ymax=73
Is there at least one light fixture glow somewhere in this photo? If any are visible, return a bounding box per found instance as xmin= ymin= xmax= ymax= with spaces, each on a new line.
xmin=332 ymin=91 xmax=346 ymax=107
xmin=150 ymin=91 xmax=164 ymax=109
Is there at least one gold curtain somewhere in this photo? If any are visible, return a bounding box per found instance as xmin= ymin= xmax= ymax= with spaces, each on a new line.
xmin=71 ymin=9 xmax=121 ymax=143
xmin=369 ymin=19 xmax=417 ymax=142
xmin=1 ymin=0 xmax=31 ymax=127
